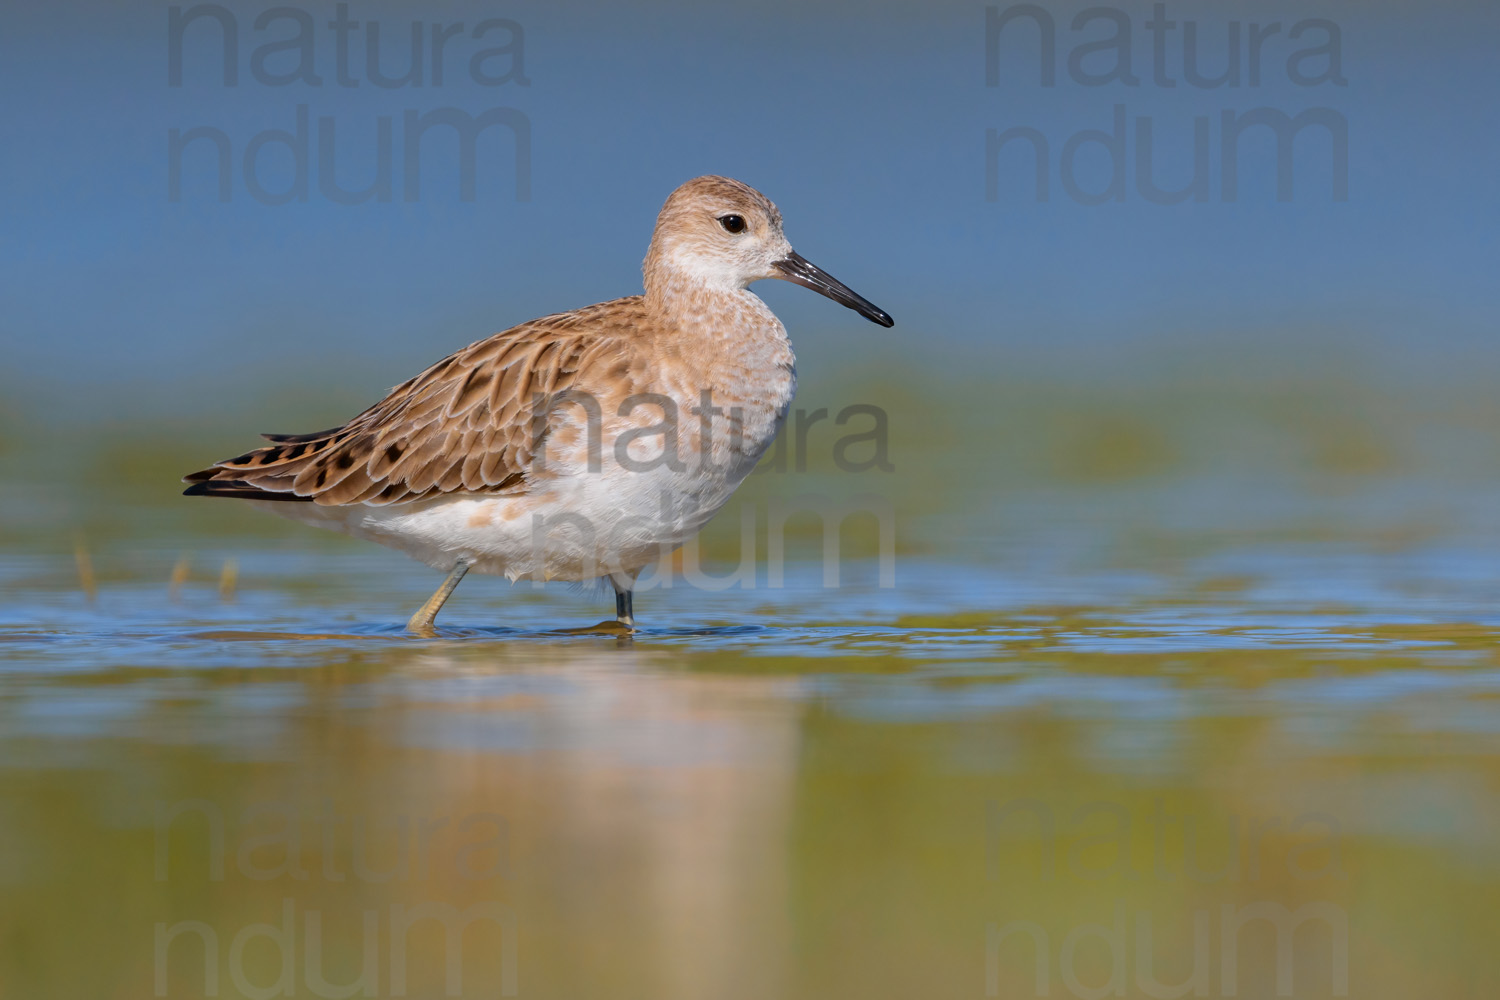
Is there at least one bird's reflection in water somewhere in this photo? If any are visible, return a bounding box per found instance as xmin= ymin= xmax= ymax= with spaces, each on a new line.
xmin=360 ymin=644 xmax=807 ymax=999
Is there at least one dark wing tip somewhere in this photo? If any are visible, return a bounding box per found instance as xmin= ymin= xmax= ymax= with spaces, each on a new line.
xmin=260 ymin=427 xmax=344 ymax=444
xmin=182 ymin=479 xmax=312 ymax=502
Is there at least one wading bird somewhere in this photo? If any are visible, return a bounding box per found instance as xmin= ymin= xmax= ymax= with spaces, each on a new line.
xmin=184 ymin=176 xmax=893 ymax=633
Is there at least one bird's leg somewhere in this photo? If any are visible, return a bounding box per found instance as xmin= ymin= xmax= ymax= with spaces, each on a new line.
xmin=406 ymin=559 xmax=470 ymax=635
xmin=612 ymin=581 xmax=635 ymax=629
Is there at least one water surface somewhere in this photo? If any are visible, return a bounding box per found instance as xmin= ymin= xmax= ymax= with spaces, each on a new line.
xmin=3 ymin=536 xmax=1498 ymax=998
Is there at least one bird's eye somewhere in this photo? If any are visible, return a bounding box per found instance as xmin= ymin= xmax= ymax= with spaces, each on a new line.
xmin=718 ymin=214 xmax=746 ymax=234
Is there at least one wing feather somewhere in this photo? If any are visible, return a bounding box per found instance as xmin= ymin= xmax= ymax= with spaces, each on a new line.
xmin=182 ymin=299 xmax=643 ymax=506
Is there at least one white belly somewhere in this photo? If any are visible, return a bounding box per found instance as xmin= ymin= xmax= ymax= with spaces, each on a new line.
xmin=256 ymin=396 xmax=785 ymax=584
xmin=258 ymin=294 xmax=797 ymax=583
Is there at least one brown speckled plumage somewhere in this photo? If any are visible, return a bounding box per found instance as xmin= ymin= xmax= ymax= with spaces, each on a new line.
xmin=182 ymin=176 xmax=892 ymax=628
xmin=186 ymin=300 xmax=642 ymax=506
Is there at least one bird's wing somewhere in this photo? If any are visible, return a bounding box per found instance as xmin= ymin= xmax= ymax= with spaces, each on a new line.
xmin=184 ymin=302 xmax=639 ymax=506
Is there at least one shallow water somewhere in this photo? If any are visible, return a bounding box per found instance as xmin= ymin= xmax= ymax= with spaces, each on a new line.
xmin=3 ymin=536 xmax=1499 ymax=999
xmin=5 ymin=368 xmax=1500 ymax=996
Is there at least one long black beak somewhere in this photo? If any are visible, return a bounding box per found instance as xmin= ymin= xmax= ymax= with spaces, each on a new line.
xmin=772 ymin=251 xmax=894 ymax=328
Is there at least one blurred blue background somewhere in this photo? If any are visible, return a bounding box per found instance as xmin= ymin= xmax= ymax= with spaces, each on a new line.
xmin=7 ymin=8 xmax=1500 ymax=999
xmin=4 ymin=0 xmax=1498 ymax=422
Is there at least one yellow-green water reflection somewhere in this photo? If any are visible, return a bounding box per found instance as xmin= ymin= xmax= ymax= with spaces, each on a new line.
xmin=3 ymin=551 xmax=1499 ymax=999
xmin=5 ymin=364 xmax=1500 ymax=997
